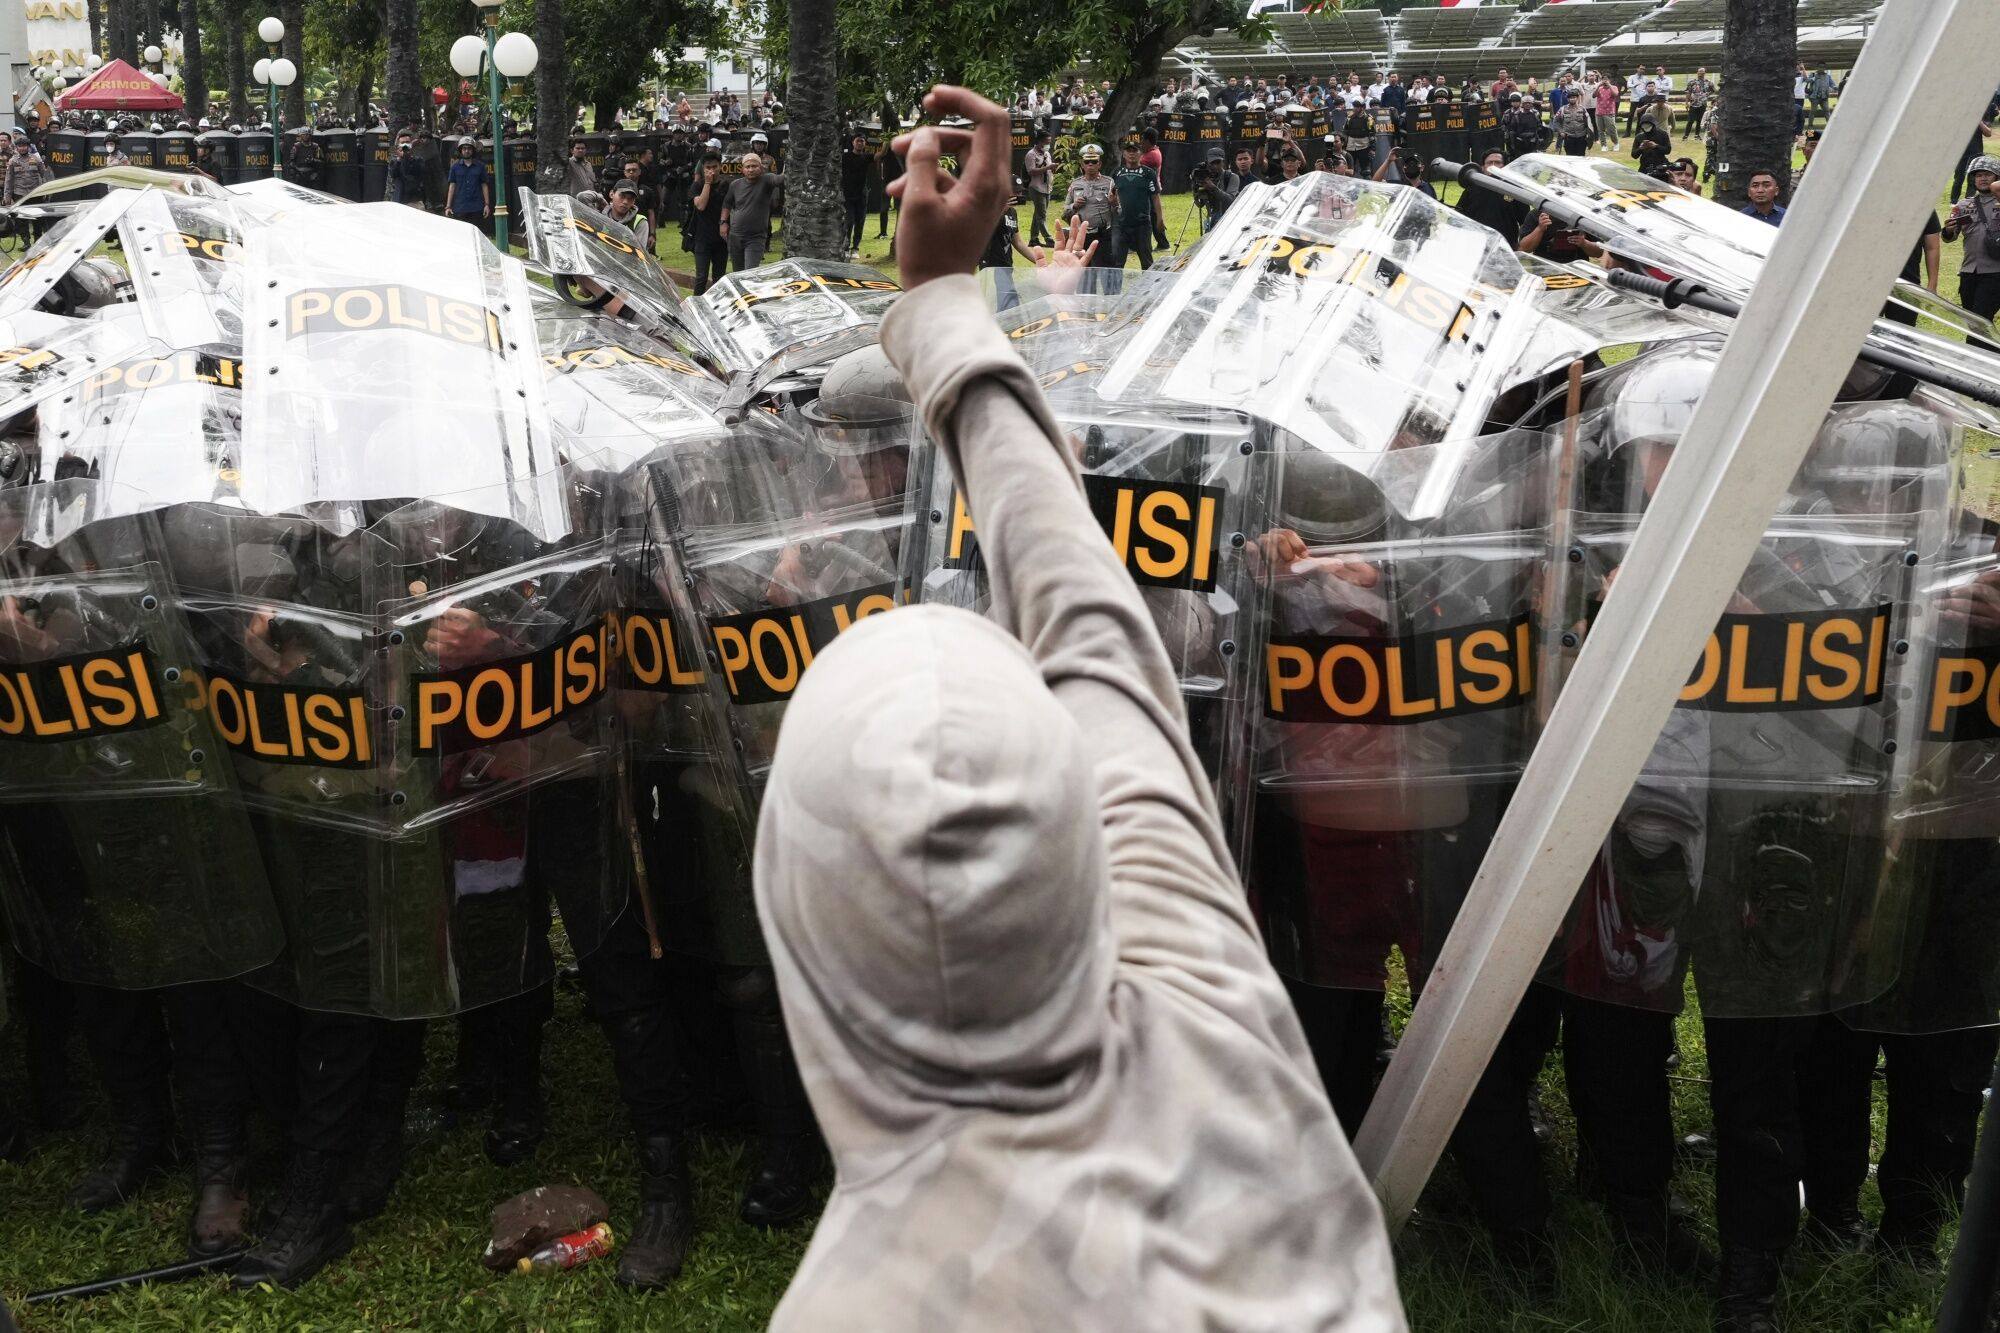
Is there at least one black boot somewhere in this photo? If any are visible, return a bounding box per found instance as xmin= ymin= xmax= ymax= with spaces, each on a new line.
xmin=730 ymin=985 xmax=821 ymax=1230
xmin=338 ymin=1086 xmax=411 ymax=1224
xmin=1605 ymin=1191 xmax=1717 ymax=1285
xmin=0 ymin=1104 xmax=27 ymax=1164
xmin=1799 ymin=1203 xmax=1871 ymax=1256
xmin=484 ymin=1011 xmax=546 ymax=1168
xmin=186 ymin=1112 xmax=251 ymax=1260
xmin=233 ymin=1150 xmax=352 ymax=1290
xmin=65 ymin=1092 xmax=174 ymax=1212
xmin=1714 ymin=1245 xmax=1783 ymax=1333
xmin=615 ymin=1133 xmax=695 ymax=1290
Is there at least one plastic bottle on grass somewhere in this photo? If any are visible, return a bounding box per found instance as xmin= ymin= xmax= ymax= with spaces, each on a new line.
xmin=515 ymin=1221 xmax=615 ymax=1273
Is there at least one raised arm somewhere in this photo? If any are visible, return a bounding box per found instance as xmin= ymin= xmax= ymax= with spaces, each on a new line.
xmin=879 ymin=87 xmax=1259 ymax=972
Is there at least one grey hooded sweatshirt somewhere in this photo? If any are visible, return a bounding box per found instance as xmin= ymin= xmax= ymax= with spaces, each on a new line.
xmin=754 ymin=273 xmax=1406 ymax=1332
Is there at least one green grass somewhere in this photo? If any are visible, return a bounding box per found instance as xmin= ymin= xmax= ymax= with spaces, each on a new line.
xmin=1 ymin=131 xmax=1987 ymax=1331
xmin=0 ymin=980 xmax=812 ymax=1331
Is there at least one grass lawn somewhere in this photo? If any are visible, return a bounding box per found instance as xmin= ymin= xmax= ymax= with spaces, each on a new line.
xmin=0 ymin=129 xmax=1986 ymax=1332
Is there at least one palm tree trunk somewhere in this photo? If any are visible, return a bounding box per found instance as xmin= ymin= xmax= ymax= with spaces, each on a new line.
xmin=281 ymin=0 xmax=304 ymax=126
xmin=87 ymin=0 xmax=102 ymax=56
xmin=781 ymin=0 xmax=843 ymax=260
xmin=384 ymin=0 xmax=422 ymax=132
xmin=533 ymin=0 xmax=569 ymax=189
xmin=1718 ymin=0 xmax=1797 ymax=207
xmin=179 ymin=0 xmax=205 ymax=122
xmin=224 ymin=0 xmax=249 ymax=123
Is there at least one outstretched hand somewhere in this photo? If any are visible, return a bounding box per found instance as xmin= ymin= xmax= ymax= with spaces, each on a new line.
xmin=887 ymin=86 xmax=1013 ymax=290
xmin=1036 ymin=217 xmax=1099 ymax=296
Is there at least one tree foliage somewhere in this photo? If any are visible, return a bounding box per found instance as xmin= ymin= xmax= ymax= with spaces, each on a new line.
xmin=764 ymin=0 xmax=1264 ymax=121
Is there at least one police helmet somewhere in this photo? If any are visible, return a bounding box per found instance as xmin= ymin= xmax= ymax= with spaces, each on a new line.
xmin=1804 ymin=399 xmax=1948 ymax=503
xmin=1604 ymin=341 xmax=1721 ymax=450
xmin=1278 ymin=446 xmax=1389 ymax=546
xmin=800 ymin=343 xmax=915 ymax=453
xmin=1970 ymin=154 xmax=2000 ymax=180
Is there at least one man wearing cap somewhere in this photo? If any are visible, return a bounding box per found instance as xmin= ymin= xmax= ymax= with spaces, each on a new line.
xmin=1062 ymin=143 xmax=1117 ymax=268
xmin=721 ymin=149 xmax=784 ymax=273
xmin=607 ymin=181 xmax=654 ymax=252
xmin=444 ymin=137 xmax=493 ymax=235
xmin=1193 ymin=147 xmax=1241 ymax=232
xmin=1109 ymin=139 xmax=1165 ymax=273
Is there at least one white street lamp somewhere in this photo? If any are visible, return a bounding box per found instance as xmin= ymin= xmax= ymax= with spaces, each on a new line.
xmin=252 ymin=57 xmax=271 ymax=85
xmin=85 ymin=53 xmax=101 ymax=69
xmin=449 ymin=34 xmax=486 ymax=79
xmin=268 ymin=57 xmax=297 ymax=88
xmin=257 ymin=16 xmax=284 ymax=44
xmin=492 ymin=32 xmax=537 ymax=79
xmin=143 ymin=44 xmax=161 ymax=64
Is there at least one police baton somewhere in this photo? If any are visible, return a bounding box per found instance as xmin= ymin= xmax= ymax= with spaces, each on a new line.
xmin=1437 ymin=155 xmax=2000 ymax=411
xmin=21 ymin=1250 xmax=244 ymax=1305
xmin=1602 ymin=268 xmax=2000 ymax=410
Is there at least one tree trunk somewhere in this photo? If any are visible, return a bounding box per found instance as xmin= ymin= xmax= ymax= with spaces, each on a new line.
xmin=384 ymin=0 xmax=422 ymax=132
xmin=178 ymin=0 xmax=204 ymax=122
xmin=281 ymin=0 xmax=304 ymax=126
xmin=224 ymin=0 xmax=249 ymax=123
xmin=1717 ymin=0 xmax=1796 ymax=207
xmin=782 ymin=0 xmax=843 ymax=260
xmin=533 ymin=0 xmax=568 ymax=190
xmin=1096 ymin=7 xmax=1212 ymax=156
xmin=104 ymin=0 xmax=130 ymax=63
xmin=351 ymin=66 xmax=374 ymax=123
xmin=595 ymin=98 xmax=620 ymax=131
xmin=87 ymin=0 xmax=102 ymax=57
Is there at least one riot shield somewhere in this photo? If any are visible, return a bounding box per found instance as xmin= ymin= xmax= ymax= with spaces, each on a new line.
xmin=536 ymin=294 xmax=727 ymax=466
xmin=239 ymin=201 xmax=569 ymax=542
xmin=1826 ymin=396 xmax=2000 ymax=1034
xmin=1098 ymin=174 xmax=1545 ymax=502
xmin=161 ymin=487 xmax=626 ymax=1017
xmin=1244 ymin=432 xmax=1550 ymax=993
xmin=117 ymin=188 xmax=245 ymax=351
xmin=1491 ymin=154 xmax=2000 ymax=392
xmin=0 ymin=486 xmax=281 ymax=990
xmin=684 ymin=260 xmax=902 ymax=418
xmin=655 ymin=401 xmax=917 ymax=795
xmin=518 ymin=189 xmax=705 ymax=358
xmin=0 ymin=189 xmax=140 ymax=319
xmin=913 ymin=293 xmax=1270 ymax=833
xmin=1547 ymin=354 xmax=1949 ymax=1018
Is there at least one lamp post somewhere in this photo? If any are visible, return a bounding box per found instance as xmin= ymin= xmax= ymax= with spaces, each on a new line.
xmin=256 ymin=15 xmax=287 ymax=177
xmin=456 ymin=0 xmax=537 ymax=250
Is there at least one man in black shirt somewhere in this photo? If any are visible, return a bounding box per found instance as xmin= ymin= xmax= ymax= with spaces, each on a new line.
xmin=841 ymin=133 xmax=871 ymax=257
xmin=1884 ymin=211 xmax=1944 ymax=326
xmin=1456 ymin=149 xmax=1527 ymax=240
xmin=687 ymin=152 xmax=727 ymax=294
xmin=1519 ymin=209 xmax=1604 ymax=265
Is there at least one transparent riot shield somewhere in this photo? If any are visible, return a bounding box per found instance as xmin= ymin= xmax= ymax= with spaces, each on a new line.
xmin=656 ymin=405 xmax=917 ymax=796
xmin=161 ymin=488 xmax=626 ymax=1017
xmin=117 ymin=189 xmax=246 ymax=351
xmin=1828 ymin=399 xmax=2000 ymax=1035
xmin=1098 ymin=174 xmax=1545 ymax=487
xmin=535 ymin=296 xmax=727 ymax=469
xmin=912 ymin=292 xmax=1270 ymax=833
xmin=0 ymin=488 xmax=281 ymax=989
xmin=519 ymin=190 xmax=706 ymax=358
xmin=1548 ymin=379 xmax=1949 ymax=1018
xmin=239 ymin=202 xmax=570 ymax=542
xmin=0 ymin=189 xmax=140 ymax=319
xmin=1244 ymin=431 xmax=1551 ymax=993
xmin=1492 ymin=154 xmax=2000 ymax=394
xmin=685 ymin=260 xmax=902 ymax=418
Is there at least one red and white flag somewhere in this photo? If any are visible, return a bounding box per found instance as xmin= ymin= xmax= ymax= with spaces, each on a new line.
xmin=1438 ymin=0 xmax=1488 ymax=8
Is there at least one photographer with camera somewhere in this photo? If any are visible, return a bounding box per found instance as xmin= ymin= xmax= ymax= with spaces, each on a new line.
xmin=1190 ymin=146 xmax=1242 ymax=233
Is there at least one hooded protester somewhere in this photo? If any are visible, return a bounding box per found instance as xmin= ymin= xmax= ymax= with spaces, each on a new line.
xmin=751 ymin=84 xmax=1406 ymax=1332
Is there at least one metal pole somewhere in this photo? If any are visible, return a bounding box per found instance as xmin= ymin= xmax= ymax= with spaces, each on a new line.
xmin=267 ymin=44 xmax=281 ymax=180
xmin=1351 ymin=0 xmax=2000 ymax=1231
xmin=484 ymin=14 xmax=508 ymax=250
xmin=1939 ymin=1040 xmax=2000 ymax=1330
